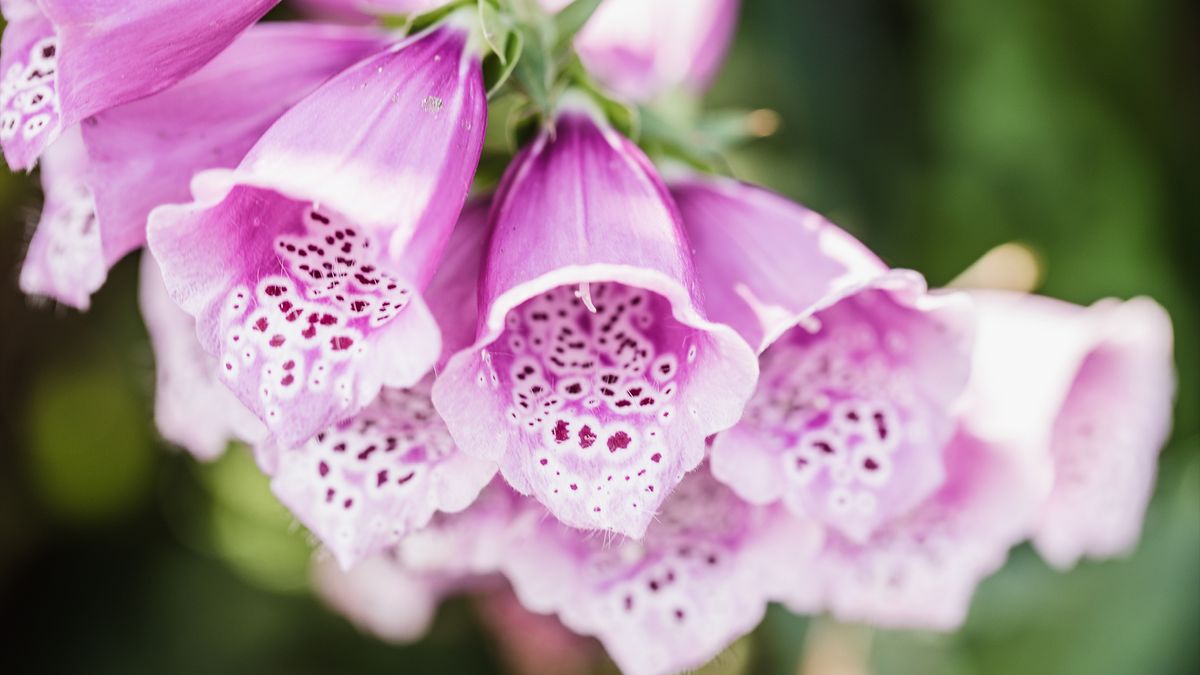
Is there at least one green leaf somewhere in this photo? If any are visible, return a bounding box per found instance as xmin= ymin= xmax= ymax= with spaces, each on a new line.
xmin=510 ymin=23 xmax=553 ymax=114
xmin=552 ymin=0 xmax=603 ymax=50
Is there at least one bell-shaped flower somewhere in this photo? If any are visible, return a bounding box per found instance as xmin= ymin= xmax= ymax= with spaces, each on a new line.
xmin=961 ymin=290 xmax=1175 ymax=570
xmin=542 ymin=0 xmax=740 ymax=101
xmin=304 ymin=0 xmax=739 ymax=103
xmin=140 ymin=255 xmax=266 ymax=461
xmin=257 ymin=202 xmax=498 ymax=569
xmin=432 ymin=97 xmax=758 ymax=538
xmin=18 ymin=22 xmax=389 ymax=309
xmin=0 ymin=0 xmax=277 ymax=169
xmin=674 ymin=177 xmax=974 ymax=545
xmin=498 ymin=465 xmax=820 ymax=675
xmin=148 ymin=19 xmax=488 ymax=449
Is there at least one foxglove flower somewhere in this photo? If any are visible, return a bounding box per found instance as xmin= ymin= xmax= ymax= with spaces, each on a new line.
xmin=148 ymin=19 xmax=488 ymax=449
xmin=299 ymin=0 xmax=739 ymax=102
xmin=962 ymin=291 xmax=1174 ymax=569
xmin=0 ymin=0 xmax=277 ymax=169
xmin=500 ymin=465 xmax=819 ymax=675
xmin=542 ymin=0 xmax=740 ymax=101
xmin=19 ymin=23 xmax=389 ymax=309
xmin=675 ymin=177 xmax=974 ymax=545
xmin=432 ymin=99 xmax=758 ymax=537
xmin=140 ymin=255 xmax=265 ymax=460
xmin=257 ymin=202 xmax=497 ymax=569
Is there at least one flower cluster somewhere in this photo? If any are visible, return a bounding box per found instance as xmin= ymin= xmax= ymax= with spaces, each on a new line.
xmin=2 ymin=1 xmax=1176 ymax=674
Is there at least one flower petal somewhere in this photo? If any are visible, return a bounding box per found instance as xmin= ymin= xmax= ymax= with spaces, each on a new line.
xmin=671 ymin=176 xmax=885 ymax=354
xmin=433 ymin=104 xmax=759 ymax=537
xmin=963 ymin=291 xmax=1175 ymax=569
xmin=2 ymin=0 xmax=278 ymax=168
xmin=18 ymin=23 xmax=388 ymax=309
xmin=224 ymin=24 xmax=486 ymax=270
xmin=17 ymin=125 xmax=102 ymax=308
xmin=542 ymin=0 xmax=740 ymax=101
xmin=148 ymin=190 xmax=441 ymax=449
xmin=148 ymin=26 xmax=486 ymax=447
xmin=139 ymin=255 xmax=265 ymax=461
xmin=500 ymin=466 xmax=820 ymax=675
xmin=0 ymin=9 xmax=59 ymax=168
xmin=83 ymin=23 xmax=390 ymax=282
xmin=780 ymin=426 xmax=1040 ymax=630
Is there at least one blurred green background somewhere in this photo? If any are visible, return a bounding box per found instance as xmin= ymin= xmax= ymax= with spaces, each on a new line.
xmin=1 ymin=0 xmax=1197 ymax=673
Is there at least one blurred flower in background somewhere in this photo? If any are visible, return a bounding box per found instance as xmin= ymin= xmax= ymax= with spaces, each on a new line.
xmin=0 ymin=1 xmax=1197 ymax=674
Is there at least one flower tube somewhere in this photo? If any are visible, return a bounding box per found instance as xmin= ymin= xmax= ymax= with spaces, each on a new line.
xmin=148 ymin=19 xmax=488 ymax=448
xmin=433 ymin=98 xmax=758 ymax=538
xmin=0 ymin=0 xmax=277 ymax=169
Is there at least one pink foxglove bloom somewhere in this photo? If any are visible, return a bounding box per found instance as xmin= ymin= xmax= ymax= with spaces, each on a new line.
xmin=19 ymin=23 xmax=389 ymax=309
xmin=499 ymin=465 xmax=819 ymax=675
xmin=962 ymin=291 xmax=1175 ymax=570
xmin=140 ymin=255 xmax=265 ymax=461
xmin=675 ymin=177 xmax=975 ymax=546
xmin=0 ymin=0 xmax=277 ymax=169
xmin=256 ymin=202 xmax=498 ymax=569
xmin=432 ymin=99 xmax=758 ymax=538
xmin=672 ymin=177 xmax=1035 ymax=629
xmin=148 ymin=21 xmax=487 ymax=449
xmin=542 ymin=0 xmax=740 ymax=101
xmin=299 ymin=0 xmax=739 ymax=102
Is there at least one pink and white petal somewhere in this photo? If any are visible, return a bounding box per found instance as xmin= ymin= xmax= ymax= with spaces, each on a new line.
xmin=264 ymin=379 xmax=496 ymax=569
xmin=540 ymin=0 xmax=740 ymax=102
xmin=17 ymin=126 xmax=101 ymax=308
xmin=148 ymin=185 xmax=441 ymax=449
xmin=501 ymin=466 xmax=821 ymax=675
xmin=782 ymin=427 xmax=1039 ymax=630
xmin=963 ymin=291 xmax=1175 ymax=569
xmin=229 ymin=24 xmax=486 ymax=270
xmin=672 ymin=176 xmax=886 ymax=354
xmin=83 ymin=22 xmax=390 ymax=271
xmin=433 ymin=104 xmax=759 ymax=537
xmin=0 ymin=10 xmax=59 ymax=169
xmin=139 ymin=255 xmax=265 ymax=461
xmin=711 ymin=272 xmax=973 ymax=543
xmin=314 ymin=480 xmax=519 ymax=639
xmin=2 ymin=0 xmax=278 ymax=168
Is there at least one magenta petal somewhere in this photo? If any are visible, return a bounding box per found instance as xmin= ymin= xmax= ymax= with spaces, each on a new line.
xmin=139 ymin=255 xmax=265 ymax=461
xmin=500 ymin=466 xmax=820 ymax=675
xmin=781 ymin=427 xmax=1040 ymax=629
xmin=17 ymin=127 xmax=101 ymax=308
xmin=542 ymin=0 xmax=740 ymax=102
xmin=82 ymin=23 xmax=390 ymax=280
xmin=963 ymin=291 xmax=1175 ymax=569
xmin=672 ymin=176 xmax=886 ymax=353
xmin=18 ymin=23 xmax=387 ymax=309
xmin=423 ymin=198 xmax=492 ymax=364
xmin=262 ymin=378 xmax=497 ymax=569
xmin=1 ymin=0 xmax=277 ymax=169
xmin=227 ymin=25 xmax=486 ymax=275
xmin=432 ymin=106 xmax=759 ymax=537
